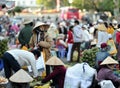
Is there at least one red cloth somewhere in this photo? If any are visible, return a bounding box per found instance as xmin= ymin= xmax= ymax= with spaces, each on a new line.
xmin=116 ymin=31 xmax=120 ymax=43
xmin=101 ymin=43 xmax=107 ymax=48
xmin=56 ymin=40 xmax=66 ymax=48
xmin=67 ymin=30 xmax=74 ymax=43
xmin=42 ymin=66 xmax=66 ymax=88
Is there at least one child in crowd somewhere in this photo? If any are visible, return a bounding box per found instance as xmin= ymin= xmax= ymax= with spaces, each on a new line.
xmin=56 ymin=34 xmax=67 ymax=59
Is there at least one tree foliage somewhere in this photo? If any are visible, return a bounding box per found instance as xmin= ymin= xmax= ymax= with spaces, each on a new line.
xmin=99 ymin=0 xmax=114 ymax=13
xmin=36 ymin=0 xmax=120 ymax=14
xmin=14 ymin=6 xmax=24 ymax=13
xmin=36 ymin=0 xmax=69 ymax=9
xmin=72 ymin=0 xmax=119 ymax=13
xmin=36 ymin=0 xmax=56 ymax=9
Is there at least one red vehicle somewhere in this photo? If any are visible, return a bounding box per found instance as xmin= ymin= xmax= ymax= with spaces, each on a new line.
xmin=60 ymin=7 xmax=81 ymax=20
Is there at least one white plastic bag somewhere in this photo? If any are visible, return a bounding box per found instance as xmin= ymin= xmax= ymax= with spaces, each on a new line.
xmin=27 ymin=52 xmax=45 ymax=72
xmin=98 ymin=80 xmax=115 ymax=88
xmin=64 ymin=63 xmax=96 ymax=88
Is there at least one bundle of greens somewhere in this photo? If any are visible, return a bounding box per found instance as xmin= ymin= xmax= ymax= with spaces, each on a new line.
xmin=81 ymin=47 xmax=99 ymax=67
xmin=0 ymin=39 xmax=8 ymax=58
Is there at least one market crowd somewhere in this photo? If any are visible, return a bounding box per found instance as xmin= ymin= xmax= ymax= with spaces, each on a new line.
xmin=1 ymin=15 xmax=120 ymax=88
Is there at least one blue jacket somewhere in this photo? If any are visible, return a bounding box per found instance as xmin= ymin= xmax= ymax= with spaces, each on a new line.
xmin=0 ymin=59 xmax=4 ymax=71
xmin=95 ymin=49 xmax=110 ymax=69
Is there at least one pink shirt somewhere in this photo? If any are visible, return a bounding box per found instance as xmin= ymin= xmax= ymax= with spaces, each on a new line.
xmin=11 ymin=24 xmax=19 ymax=33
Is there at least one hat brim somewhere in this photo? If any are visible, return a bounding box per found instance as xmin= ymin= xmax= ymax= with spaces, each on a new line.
xmin=33 ymin=22 xmax=50 ymax=31
xmin=9 ymin=69 xmax=33 ymax=83
xmin=100 ymin=56 xmax=118 ymax=65
xmin=23 ymin=20 xmax=33 ymax=24
xmin=46 ymin=56 xmax=65 ymax=66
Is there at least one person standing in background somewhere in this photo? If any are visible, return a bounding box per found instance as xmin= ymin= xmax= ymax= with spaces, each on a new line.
xmin=116 ymin=26 xmax=120 ymax=66
xmin=112 ymin=20 xmax=118 ymax=47
xmin=82 ymin=25 xmax=91 ymax=50
xmin=66 ymin=26 xmax=74 ymax=62
xmin=56 ymin=34 xmax=67 ymax=59
xmin=18 ymin=19 xmax=33 ymax=48
xmin=95 ymin=43 xmax=110 ymax=71
xmin=96 ymin=23 xmax=109 ymax=48
xmin=29 ymin=22 xmax=53 ymax=76
xmin=70 ymin=20 xmax=84 ymax=62
xmin=58 ymin=22 xmax=67 ymax=41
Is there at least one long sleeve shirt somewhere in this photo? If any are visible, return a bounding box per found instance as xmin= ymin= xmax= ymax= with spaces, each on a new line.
xmin=97 ymin=67 xmax=120 ymax=84
xmin=7 ymin=49 xmax=38 ymax=77
xmin=97 ymin=31 xmax=109 ymax=47
xmin=42 ymin=66 xmax=66 ymax=88
xmin=18 ymin=25 xmax=33 ymax=46
xmin=73 ymin=25 xmax=84 ymax=43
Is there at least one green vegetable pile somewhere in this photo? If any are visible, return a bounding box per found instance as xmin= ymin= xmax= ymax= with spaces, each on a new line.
xmin=0 ymin=39 xmax=8 ymax=58
xmin=81 ymin=47 xmax=99 ymax=67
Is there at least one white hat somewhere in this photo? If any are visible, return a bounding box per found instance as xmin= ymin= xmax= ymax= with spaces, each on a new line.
xmin=46 ymin=56 xmax=65 ymax=66
xmin=100 ymin=56 xmax=118 ymax=65
xmin=82 ymin=25 xmax=88 ymax=29
xmin=98 ymin=19 xmax=104 ymax=23
xmin=23 ymin=19 xmax=33 ymax=24
xmin=9 ymin=69 xmax=33 ymax=83
xmin=33 ymin=22 xmax=49 ymax=31
xmin=112 ymin=20 xmax=118 ymax=24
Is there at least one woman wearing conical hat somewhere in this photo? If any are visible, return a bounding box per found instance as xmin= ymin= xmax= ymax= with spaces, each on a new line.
xmin=29 ymin=22 xmax=53 ymax=76
xmin=9 ymin=69 xmax=33 ymax=88
xmin=41 ymin=56 xmax=66 ymax=88
xmin=97 ymin=56 xmax=120 ymax=88
xmin=29 ymin=22 xmax=52 ymax=61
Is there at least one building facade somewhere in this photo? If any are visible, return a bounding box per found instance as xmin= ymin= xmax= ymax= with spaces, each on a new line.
xmin=7 ymin=0 xmax=39 ymax=7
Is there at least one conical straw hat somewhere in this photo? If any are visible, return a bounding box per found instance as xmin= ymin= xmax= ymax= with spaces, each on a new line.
xmin=9 ymin=69 xmax=33 ymax=83
xmin=23 ymin=19 xmax=33 ymax=24
xmin=46 ymin=56 xmax=65 ymax=66
xmin=100 ymin=56 xmax=118 ymax=65
xmin=33 ymin=22 xmax=49 ymax=31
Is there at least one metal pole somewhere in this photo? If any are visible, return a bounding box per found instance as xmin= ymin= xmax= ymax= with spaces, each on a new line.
xmin=56 ymin=0 xmax=60 ymax=11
